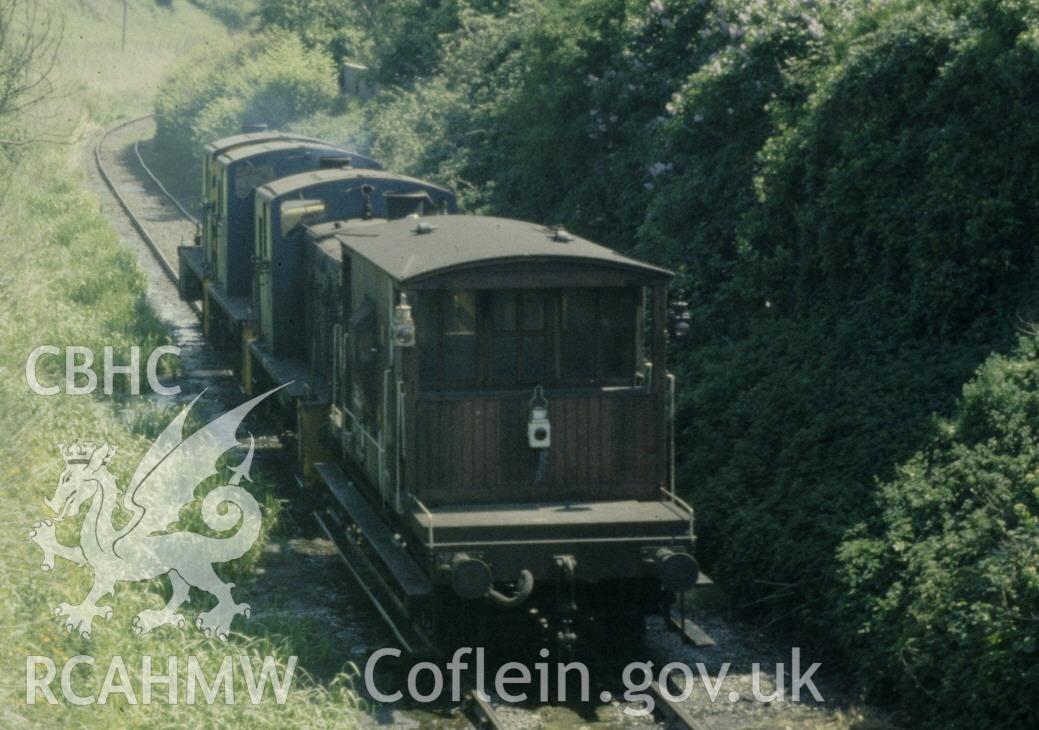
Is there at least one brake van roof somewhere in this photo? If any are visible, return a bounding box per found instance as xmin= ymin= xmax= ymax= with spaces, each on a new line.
xmin=307 ymin=215 xmax=672 ymax=284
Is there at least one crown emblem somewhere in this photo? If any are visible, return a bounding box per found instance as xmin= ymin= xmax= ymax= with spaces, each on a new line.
xmin=58 ymin=442 xmax=95 ymax=465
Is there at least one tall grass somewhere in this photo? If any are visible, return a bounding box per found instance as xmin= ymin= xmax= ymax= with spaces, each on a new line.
xmin=0 ymin=140 xmax=362 ymax=729
xmin=0 ymin=1 xmax=363 ymax=725
xmin=46 ymin=0 xmax=236 ymax=123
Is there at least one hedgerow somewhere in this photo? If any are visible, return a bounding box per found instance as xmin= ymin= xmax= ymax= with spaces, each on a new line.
xmin=838 ymin=332 xmax=1039 ymax=728
xmin=153 ymin=29 xmax=338 ymax=165
xmin=187 ymin=0 xmax=257 ymax=28
xmin=673 ymin=3 xmax=1039 ymax=725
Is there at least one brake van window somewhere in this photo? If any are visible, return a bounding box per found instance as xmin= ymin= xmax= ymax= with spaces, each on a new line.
xmin=560 ymin=288 xmax=636 ymax=383
xmin=442 ymin=290 xmax=477 ymax=383
xmin=489 ymin=290 xmax=549 ymax=383
xmin=419 ymin=287 xmax=638 ymax=389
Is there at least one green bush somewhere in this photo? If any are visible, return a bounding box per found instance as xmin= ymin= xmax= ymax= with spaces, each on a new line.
xmin=365 ymin=0 xmax=717 ymax=227
xmin=363 ymin=0 xmax=549 ymax=210
xmin=671 ymin=5 xmax=1039 ymax=727
xmin=838 ymin=332 xmax=1039 ymax=728
xmin=738 ymin=1 xmax=1039 ymax=339
xmin=154 ymin=29 xmax=339 ymax=165
xmin=188 ymin=0 xmax=257 ymax=28
xmin=636 ymin=0 xmax=841 ymax=331
xmin=256 ymin=0 xmax=368 ymax=63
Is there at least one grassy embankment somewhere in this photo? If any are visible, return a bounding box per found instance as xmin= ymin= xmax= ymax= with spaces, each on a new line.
xmin=0 ymin=1 xmax=360 ymax=726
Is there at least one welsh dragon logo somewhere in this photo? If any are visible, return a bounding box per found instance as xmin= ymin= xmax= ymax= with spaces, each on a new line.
xmin=28 ymin=386 xmax=284 ymax=641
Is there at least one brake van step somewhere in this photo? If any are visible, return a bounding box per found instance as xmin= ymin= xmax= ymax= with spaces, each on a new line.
xmin=405 ymin=499 xmax=693 ymax=545
xmin=315 ymin=462 xmax=432 ymax=601
xmin=313 ymin=510 xmax=434 ymax=656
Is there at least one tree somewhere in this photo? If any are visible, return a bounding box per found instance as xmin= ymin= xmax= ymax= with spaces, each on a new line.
xmin=0 ymin=0 xmax=64 ymax=155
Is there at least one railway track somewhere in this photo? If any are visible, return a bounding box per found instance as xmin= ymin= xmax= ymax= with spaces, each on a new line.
xmin=93 ymin=113 xmax=193 ymax=287
xmin=132 ymin=135 xmax=199 ymax=226
xmin=85 ymin=114 xmax=762 ymax=730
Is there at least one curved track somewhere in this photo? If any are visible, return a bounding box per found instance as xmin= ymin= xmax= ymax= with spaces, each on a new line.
xmin=93 ymin=113 xmax=187 ymax=285
xmin=133 ymin=135 xmax=199 ymax=225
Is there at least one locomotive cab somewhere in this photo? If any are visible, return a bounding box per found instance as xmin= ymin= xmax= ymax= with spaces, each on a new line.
xmin=309 ymin=215 xmax=697 ymax=651
xmin=178 ymin=135 xmax=380 ymax=352
xmin=183 ymin=131 xmax=379 ymax=296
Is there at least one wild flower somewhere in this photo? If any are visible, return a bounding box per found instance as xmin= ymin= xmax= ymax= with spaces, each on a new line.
xmin=648 ymin=162 xmax=673 ymax=177
xmin=804 ymin=15 xmax=824 ymax=39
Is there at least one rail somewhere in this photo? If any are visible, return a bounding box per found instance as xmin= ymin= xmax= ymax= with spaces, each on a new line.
xmin=94 ymin=114 xmax=179 ymax=283
xmin=465 ymin=689 xmax=506 ymax=729
xmin=340 ymin=402 xmax=386 ymax=490
xmin=132 ymin=135 xmax=199 ymax=225
xmin=649 ymin=679 xmax=708 ymax=729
